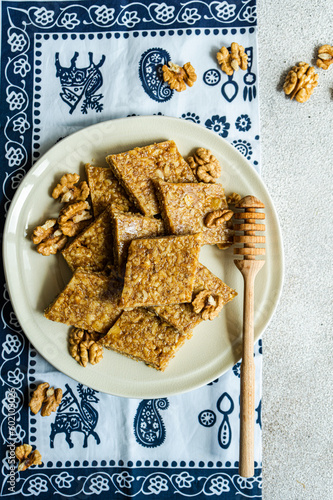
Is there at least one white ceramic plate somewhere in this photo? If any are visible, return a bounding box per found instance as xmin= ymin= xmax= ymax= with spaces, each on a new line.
xmin=3 ymin=116 xmax=283 ymax=398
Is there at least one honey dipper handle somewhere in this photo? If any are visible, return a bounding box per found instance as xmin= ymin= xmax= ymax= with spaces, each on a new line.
xmin=235 ymin=259 xmax=265 ymax=478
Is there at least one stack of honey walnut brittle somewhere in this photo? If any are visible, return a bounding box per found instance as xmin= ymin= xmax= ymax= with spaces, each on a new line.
xmin=34 ymin=140 xmax=237 ymax=371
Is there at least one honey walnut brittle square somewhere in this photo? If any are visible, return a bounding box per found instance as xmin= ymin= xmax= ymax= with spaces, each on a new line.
xmin=106 ymin=140 xmax=196 ymax=216
xmin=121 ymin=233 xmax=202 ymax=308
xmin=98 ymin=308 xmax=187 ymax=371
xmin=62 ymin=209 xmax=113 ymax=272
xmin=155 ymin=180 xmax=233 ymax=246
xmin=151 ymin=263 xmax=237 ymax=336
xmin=110 ymin=208 xmax=165 ymax=271
xmin=44 ymin=270 xmax=123 ymax=334
xmin=85 ymin=163 xmax=133 ymax=217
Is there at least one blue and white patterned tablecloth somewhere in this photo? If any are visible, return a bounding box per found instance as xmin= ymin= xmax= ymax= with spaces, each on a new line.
xmin=0 ymin=1 xmax=262 ymax=498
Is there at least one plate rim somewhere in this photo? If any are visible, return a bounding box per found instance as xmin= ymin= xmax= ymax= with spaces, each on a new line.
xmin=3 ymin=115 xmax=284 ymax=398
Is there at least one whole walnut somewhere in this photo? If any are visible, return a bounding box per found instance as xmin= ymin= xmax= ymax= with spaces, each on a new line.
xmin=187 ymin=148 xmax=221 ymax=183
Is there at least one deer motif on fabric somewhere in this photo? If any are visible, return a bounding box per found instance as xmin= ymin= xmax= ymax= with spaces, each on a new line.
xmin=50 ymin=383 xmax=100 ymax=448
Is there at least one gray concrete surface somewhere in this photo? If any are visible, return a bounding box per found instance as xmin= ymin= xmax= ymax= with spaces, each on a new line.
xmin=257 ymin=1 xmax=333 ymax=498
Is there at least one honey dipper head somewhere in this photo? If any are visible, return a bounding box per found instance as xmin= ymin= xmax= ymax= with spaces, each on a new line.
xmin=233 ymin=195 xmax=265 ymax=260
xmin=235 ymin=196 xmax=265 ymax=209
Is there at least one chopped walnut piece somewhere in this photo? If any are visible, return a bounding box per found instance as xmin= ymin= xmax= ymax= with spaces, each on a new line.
xmin=69 ymin=328 xmax=103 ymax=367
xmin=204 ymin=209 xmax=233 ymax=228
xmin=29 ymin=382 xmax=62 ymax=416
xmin=187 ymin=148 xmax=221 ymax=183
xmin=52 ymin=173 xmax=90 ymax=203
xmin=283 ymin=62 xmax=318 ymax=103
xmin=32 ymin=220 xmax=68 ymax=256
xmin=186 ymin=156 xmax=197 ymax=171
xmin=227 ymin=192 xmax=242 ymax=205
xmin=15 ymin=444 xmax=42 ymax=471
xmin=217 ymin=42 xmax=248 ymax=75
xmin=58 ymin=201 xmax=92 ymax=237
xmin=73 ymin=181 xmax=89 ymax=202
xmin=217 ymin=242 xmax=233 ymax=250
xmin=162 ymin=61 xmax=197 ymax=92
xmin=316 ymin=44 xmax=333 ymax=70
xmin=192 ymin=290 xmax=225 ymax=320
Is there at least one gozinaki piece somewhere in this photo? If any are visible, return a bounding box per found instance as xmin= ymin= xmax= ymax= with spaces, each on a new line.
xmin=151 ymin=263 xmax=237 ymax=336
xmin=85 ymin=163 xmax=133 ymax=217
xmin=44 ymin=269 xmax=123 ymax=334
xmin=106 ymin=140 xmax=196 ymax=216
xmin=110 ymin=208 xmax=165 ymax=271
xmin=98 ymin=308 xmax=187 ymax=371
xmin=62 ymin=209 xmax=113 ymax=272
xmin=155 ymin=180 xmax=233 ymax=246
xmin=121 ymin=233 xmax=202 ymax=308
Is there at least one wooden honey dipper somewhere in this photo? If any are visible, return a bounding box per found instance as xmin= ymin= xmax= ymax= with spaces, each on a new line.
xmin=233 ymin=195 xmax=265 ymax=478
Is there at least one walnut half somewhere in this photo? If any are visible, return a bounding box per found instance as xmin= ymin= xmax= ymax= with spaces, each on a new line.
xmin=187 ymin=148 xmax=221 ymax=183
xmin=283 ymin=62 xmax=318 ymax=103
xmin=69 ymin=328 xmax=103 ymax=367
xmin=162 ymin=61 xmax=197 ymax=92
xmin=58 ymin=201 xmax=92 ymax=237
xmin=29 ymin=382 xmax=62 ymax=416
xmin=192 ymin=290 xmax=225 ymax=320
xmin=217 ymin=42 xmax=248 ymax=75
xmin=52 ymin=173 xmax=90 ymax=203
xmin=15 ymin=444 xmax=42 ymax=471
xmin=204 ymin=209 xmax=233 ymax=228
xmin=316 ymin=44 xmax=333 ymax=70
xmin=31 ymin=219 xmax=67 ymax=256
